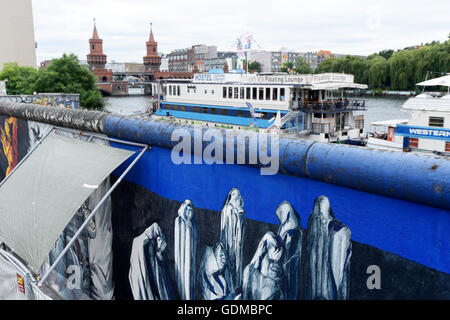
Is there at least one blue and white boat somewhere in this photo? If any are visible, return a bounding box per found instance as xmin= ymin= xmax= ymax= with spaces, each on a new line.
xmin=152 ymin=72 xmax=368 ymax=143
xmin=367 ymin=74 xmax=450 ymax=154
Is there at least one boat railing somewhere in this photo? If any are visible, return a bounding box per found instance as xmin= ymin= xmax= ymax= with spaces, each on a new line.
xmin=295 ymin=99 xmax=366 ymax=112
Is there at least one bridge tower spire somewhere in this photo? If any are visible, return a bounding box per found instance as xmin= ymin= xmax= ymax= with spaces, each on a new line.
xmin=143 ymin=23 xmax=161 ymax=72
xmin=87 ymin=19 xmax=107 ymax=71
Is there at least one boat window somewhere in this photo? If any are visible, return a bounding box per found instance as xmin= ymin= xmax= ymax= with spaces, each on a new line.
xmin=280 ymin=88 xmax=285 ymax=101
xmin=193 ymin=106 xmax=199 ymax=113
xmin=180 ymin=105 xmax=186 ymax=111
xmin=173 ymin=105 xmax=178 ymax=111
xmin=205 ymin=90 xmax=208 ymax=94
xmin=228 ymin=87 xmax=233 ymax=99
xmin=223 ymin=87 xmax=227 ymax=98
xmin=220 ymin=108 xmax=227 ymax=116
xmin=169 ymin=85 xmax=172 ymax=96
xmin=446 ymin=141 xmax=450 ymax=152
xmin=273 ymin=88 xmax=278 ymax=101
xmin=202 ymin=107 xmax=208 ymax=114
xmin=237 ymin=110 xmax=244 ymax=117
xmin=212 ymin=90 xmax=215 ymax=95
xmin=266 ymin=88 xmax=271 ymax=100
xmin=211 ymin=108 xmax=218 ymax=114
xmin=429 ymin=116 xmax=444 ymax=128
xmin=252 ymin=87 xmax=257 ymax=100
xmin=246 ymin=87 xmax=251 ymax=100
xmin=234 ymin=87 xmax=239 ymax=99
xmin=259 ymin=88 xmax=264 ymax=100
xmin=240 ymin=87 xmax=245 ymax=99
xmin=177 ymin=86 xmax=181 ymax=96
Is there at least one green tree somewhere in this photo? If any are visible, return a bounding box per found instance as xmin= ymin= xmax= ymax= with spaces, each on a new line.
xmin=0 ymin=54 xmax=104 ymax=110
xmin=294 ymin=57 xmax=312 ymax=74
xmin=35 ymin=54 xmax=104 ymax=110
xmin=281 ymin=61 xmax=294 ymax=73
xmin=367 ymin=56 xmax=389 ymax=88
xmin=248 ymin=61 xmax=261 ymax=73
xmin=378 ymin=49 xmax=394 ymax=60
xmin=389 ymin=50 xmax=416 ymax=90
xmin=315 ymin=57 xmax=336 ymax=73
xmin=0 ymin=62 xmax=38 ymax=95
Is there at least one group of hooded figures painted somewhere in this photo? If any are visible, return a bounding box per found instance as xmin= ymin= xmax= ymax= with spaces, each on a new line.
xmin=128 ymin=189 xmax=352 ymax=300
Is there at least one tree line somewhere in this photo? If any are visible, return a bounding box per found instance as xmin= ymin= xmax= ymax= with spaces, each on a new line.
xmin=0 ymin=53 xmax=104 ymax=110
xmin=267 ymin=36 xmax=450 ymax=91
xmin=308 ymin=37 xmax=449 ymax=91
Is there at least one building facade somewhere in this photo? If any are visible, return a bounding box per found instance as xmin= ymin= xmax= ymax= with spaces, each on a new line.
xmin=0 ymin=0 xmax=37 ymax=71
xmin=168 ymin=45 xmax=217 ymax=73
xmin=168 ymin=49 xmax=189 ymax=72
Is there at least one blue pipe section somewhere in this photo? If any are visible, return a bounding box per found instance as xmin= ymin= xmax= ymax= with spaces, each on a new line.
xmin=103 ymin=114 xmax=450 ymax=211
xmin=0 ymin=101 xmax=447 ymax=211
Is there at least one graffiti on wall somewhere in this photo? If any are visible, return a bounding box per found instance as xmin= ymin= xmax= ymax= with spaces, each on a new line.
xmin=0 ymin=94 xmax=79 ymax=109
xmin=127 ymin=188 xmax=351 ymax=300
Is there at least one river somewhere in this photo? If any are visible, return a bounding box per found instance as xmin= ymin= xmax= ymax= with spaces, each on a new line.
xmin=104 ymin=95 xmax=411 ymax=133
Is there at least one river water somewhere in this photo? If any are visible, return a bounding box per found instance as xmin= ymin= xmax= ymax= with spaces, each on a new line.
xmin=104 ymin=95 xmax=411 ymax=133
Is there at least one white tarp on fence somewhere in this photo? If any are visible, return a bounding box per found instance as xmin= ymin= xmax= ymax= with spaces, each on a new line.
xmin=0 ymin=132 xmax=134 ymax=272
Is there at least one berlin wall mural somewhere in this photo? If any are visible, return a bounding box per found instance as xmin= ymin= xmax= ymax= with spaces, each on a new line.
xmin=121 ymin=188 xmax=351 ymax=301
xmin=0 ymin=115 xmax=449 ymax=300
xmin=0 ymin=94 xmax=79 ymax=109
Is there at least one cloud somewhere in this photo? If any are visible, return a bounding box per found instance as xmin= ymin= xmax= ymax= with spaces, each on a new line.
xmin=32 ymin=0 xmax=450 ymax=63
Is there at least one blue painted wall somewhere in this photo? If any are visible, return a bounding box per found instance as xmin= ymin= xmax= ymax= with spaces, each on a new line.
xmin=113 ymin=143 xmax=450 ymax=275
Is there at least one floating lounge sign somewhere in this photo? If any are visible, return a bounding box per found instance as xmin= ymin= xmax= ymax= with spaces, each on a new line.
xmin=395 ymin=124 xmax=450 ymax=141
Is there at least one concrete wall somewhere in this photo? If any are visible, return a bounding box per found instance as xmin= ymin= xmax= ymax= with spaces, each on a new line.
xmin=0 ymin=0 xmax=37 ymax=71
xmin=0 ymin=101 xmax=449 ymax=300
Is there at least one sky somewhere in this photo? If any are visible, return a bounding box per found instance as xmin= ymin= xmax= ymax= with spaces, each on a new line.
xmin=32 ymin=0 xmax=450 ymax=64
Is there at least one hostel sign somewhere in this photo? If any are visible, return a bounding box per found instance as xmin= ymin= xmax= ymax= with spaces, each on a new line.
xmin=395 ymin=124 xmax=450 ymax=141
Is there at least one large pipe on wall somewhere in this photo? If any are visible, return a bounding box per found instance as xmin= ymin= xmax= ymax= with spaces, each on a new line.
xmin=0 ymin=101 xmax=449 ymax=211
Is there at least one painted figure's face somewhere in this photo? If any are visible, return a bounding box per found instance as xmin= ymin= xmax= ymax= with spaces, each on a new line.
xmin=183 ymin=201 xmax=193 ymax=221
xmin=276 ymin=202 xmax=292 ymax=223
xmin=214 ymin=244 xmax=227 ymax=270
xmin=156 ymin=234 xmax=167 ymax=253
xmin=316 ymin=196 xmax=331 ymax=224
xmin=230 ymin=189 xmax=244 ymax=211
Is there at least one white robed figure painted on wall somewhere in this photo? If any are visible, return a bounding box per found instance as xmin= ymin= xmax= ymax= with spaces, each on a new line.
xmin=198 ymin=242 xmax=235 ymax=300
xmin=129 ymin=223 xmax=174 ymax=300
xmin=220 ymin=188 xmax=245 ymax=292
xmin=174 ymin=199 xmax=198 ymax=300
xmin=306 ymin=196 xmax=352 ymax=300
xmin=276 ymin=201 xmax=303 ymax=300
xmin=242 ymin=231 xmax=286 ymax=300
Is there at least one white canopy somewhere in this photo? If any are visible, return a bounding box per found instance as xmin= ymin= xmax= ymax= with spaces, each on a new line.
xmin=0 ymin=133 xmax=134 ymax=271
xmin=417 ymin=75 xmax=450 ymax=87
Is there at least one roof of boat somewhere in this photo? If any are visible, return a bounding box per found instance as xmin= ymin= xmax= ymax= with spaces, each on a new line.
xmin=402 ymin=94 xmax=450 ymax=112
xmin=371 ymin=119 xmax=410 ymax=127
